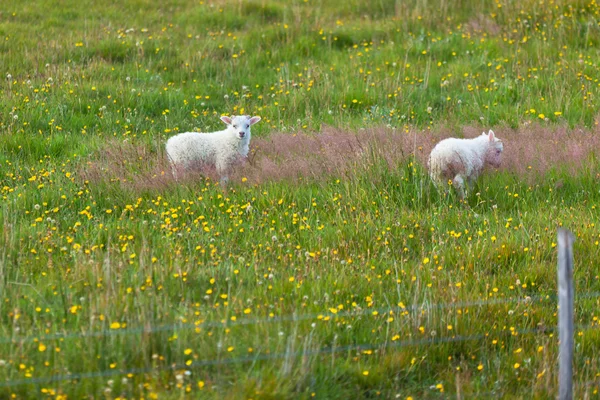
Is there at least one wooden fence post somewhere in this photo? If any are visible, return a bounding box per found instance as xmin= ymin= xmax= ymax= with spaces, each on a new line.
xmin=558 ymin=228 xmax=575 ymax=400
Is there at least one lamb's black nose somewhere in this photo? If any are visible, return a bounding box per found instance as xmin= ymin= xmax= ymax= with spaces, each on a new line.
xmin=239 ymin=132 xmax=245 ymax=137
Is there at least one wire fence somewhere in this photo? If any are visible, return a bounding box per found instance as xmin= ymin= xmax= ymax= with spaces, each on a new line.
xmin=2 ymin=230 xmax=599 ymax=396
xmin=2 ymin=289 xmax=600 ymax=390
xmin=0 ymin=322 xmax=562 ymax=388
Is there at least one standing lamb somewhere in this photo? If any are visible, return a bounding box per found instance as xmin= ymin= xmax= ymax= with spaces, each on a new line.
xmin=166 ymin=115 xmax=261 ymax=183
xmin=428 ymin=130 xmax=503 ymax=199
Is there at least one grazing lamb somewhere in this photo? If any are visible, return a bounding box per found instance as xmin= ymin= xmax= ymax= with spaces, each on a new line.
xmin=428 ymin=130 xmax=503 ymax=199
xmin=165 ymin=115 xmax=261 ymax=182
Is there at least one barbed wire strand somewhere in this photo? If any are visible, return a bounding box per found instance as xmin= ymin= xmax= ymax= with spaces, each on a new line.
xmin=0 ymin=323 xmax=562 ymax=388
xmin=6 ymin=290 xmax=593 ymax=346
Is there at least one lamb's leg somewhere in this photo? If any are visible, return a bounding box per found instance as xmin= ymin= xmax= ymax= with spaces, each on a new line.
xmin=453 ymin=174 xmax=466 ymax=199
xmin=466 ymin=176 xmax=475 ymax=193
xmin=216 ymin=160 xmax=229 ymax=186
xmin=166 ymin=153 xmax=179 ymax=181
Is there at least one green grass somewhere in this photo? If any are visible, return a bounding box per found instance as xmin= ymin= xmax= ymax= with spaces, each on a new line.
xmin=2 ymin=0 xmax=600 ymax=398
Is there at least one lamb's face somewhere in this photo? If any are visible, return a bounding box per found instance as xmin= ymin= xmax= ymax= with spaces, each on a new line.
xmin=220 ymin=115 xmax=261 ymax=140
xmin=485 ymin=130 xmax=503 ymax=168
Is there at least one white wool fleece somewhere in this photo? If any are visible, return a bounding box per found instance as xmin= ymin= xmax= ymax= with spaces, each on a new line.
xmin=166 ymin=115 xmax=261 ymax=180
xmin=428 ymin=130 xmax=503 ymax=198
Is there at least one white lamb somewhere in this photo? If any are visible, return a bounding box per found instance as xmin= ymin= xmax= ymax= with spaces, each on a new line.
xmin=428 ymin=130 xmax=503 ymax=198
xmin=165 ymin=115 xmax=261 ymax=182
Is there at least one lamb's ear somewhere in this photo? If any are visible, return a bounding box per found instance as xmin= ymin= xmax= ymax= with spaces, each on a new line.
xmin=488 ymin=130 xmax=495 ymax=141
xmin=249 ymin=116 xmax=261 ymax=126
xmin=220 ymin=116 xmax=232 ymax=125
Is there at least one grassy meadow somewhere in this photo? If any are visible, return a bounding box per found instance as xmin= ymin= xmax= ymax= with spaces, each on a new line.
xmin=2 ymin=0 xmax=600 ymax=398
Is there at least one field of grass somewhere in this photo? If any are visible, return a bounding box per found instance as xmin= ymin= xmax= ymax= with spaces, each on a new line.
xmin=2 ymin=0 xmax=600 ymax=398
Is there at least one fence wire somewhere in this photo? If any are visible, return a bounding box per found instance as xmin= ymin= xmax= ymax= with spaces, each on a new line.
xmin=6 ymin=290 xmax=594 ymax=346
xmin=2 ymin=291 xmax=599 ymax=390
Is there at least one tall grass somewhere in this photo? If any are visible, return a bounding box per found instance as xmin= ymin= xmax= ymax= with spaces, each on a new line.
xmin=2 ymin=0 xmax=600 ymax=398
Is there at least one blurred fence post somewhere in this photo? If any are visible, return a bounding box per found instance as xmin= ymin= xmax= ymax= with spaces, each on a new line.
xmin=558 ymin=228 xmax=575 ymax=400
